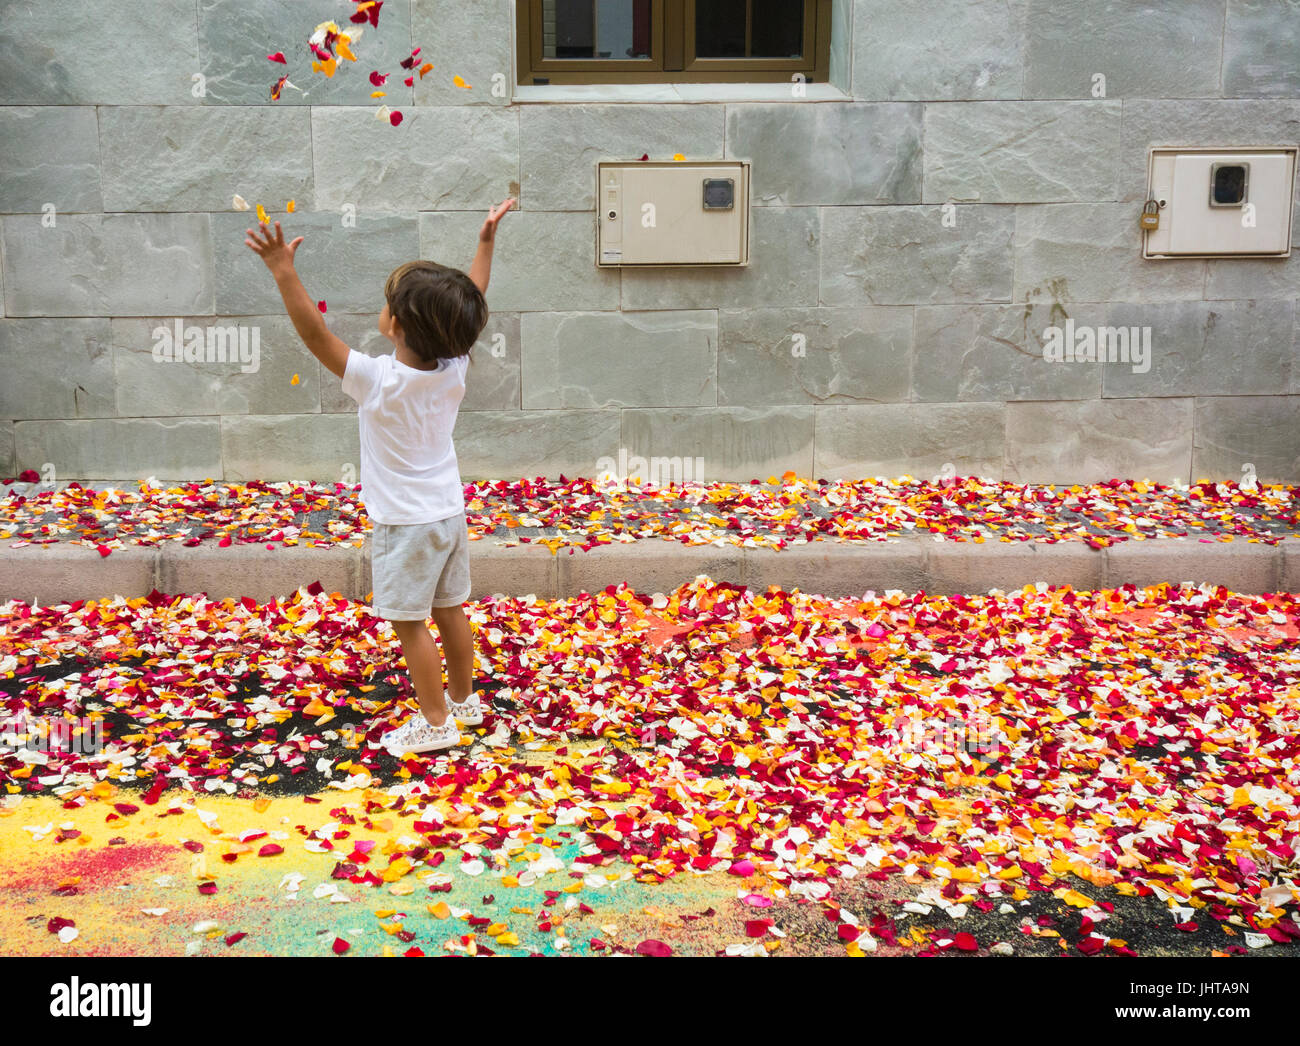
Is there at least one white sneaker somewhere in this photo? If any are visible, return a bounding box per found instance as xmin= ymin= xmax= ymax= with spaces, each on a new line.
xmin=447 ymin=693 xmax=485 ymax=727
xmin=381 ymin=715 xmax=461 ymax=755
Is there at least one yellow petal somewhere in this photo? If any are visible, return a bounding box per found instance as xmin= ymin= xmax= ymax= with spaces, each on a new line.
xmin=286 ymin=199 xmax=295 ymax=213
xmin=453 ymin=75 xmax=471 ymax=88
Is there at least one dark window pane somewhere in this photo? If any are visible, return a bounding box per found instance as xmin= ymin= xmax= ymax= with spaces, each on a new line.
xmin=547 ymin=0 xmax=652 ymax=60
xmin=696 ymin=0 xmax=746 ymax=58
xmin=750 ymin=0 xmax=803 ymax=58
xmin=696 ymin=0 xmax=803 ymax=59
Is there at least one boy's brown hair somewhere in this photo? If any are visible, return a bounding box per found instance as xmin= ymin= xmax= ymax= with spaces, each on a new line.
xmin=383 ymin=260 xmax=488 ymax=365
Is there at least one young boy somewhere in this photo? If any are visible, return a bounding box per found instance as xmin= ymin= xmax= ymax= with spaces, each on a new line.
xmin=245 ymin=198 xmax=515 ymax=754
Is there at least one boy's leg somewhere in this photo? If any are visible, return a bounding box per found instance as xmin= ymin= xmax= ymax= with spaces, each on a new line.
xmin=430 ymin=603 xmax=473 ymax=705
xmin=390 ymin=618 xmax=450 ymax=727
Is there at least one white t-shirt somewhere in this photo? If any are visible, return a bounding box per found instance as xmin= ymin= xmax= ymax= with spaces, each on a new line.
xmin=340 ymin=349 xmax=469 ymax=525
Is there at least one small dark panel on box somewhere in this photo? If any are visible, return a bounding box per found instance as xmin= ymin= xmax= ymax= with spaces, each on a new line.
xmin=1209 ymin=162 xmax=1249 ymax=207
xmin=703 ymin=178 xmax=735 ymax=210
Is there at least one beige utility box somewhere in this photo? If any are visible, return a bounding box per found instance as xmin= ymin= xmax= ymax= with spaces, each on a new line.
xmin=1143 ymin=146 xmax=1297 ymax=258
xmin=597 ymin=160 xmax=751 ymax=266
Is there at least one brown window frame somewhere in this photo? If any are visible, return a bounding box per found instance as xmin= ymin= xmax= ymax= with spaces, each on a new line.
xmin=517 ymin=0 xmax=832 ymax=85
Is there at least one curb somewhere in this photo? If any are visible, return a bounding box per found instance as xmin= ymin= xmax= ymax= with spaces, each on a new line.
xmin=1 ymin=535 xmax=1297 ymax=605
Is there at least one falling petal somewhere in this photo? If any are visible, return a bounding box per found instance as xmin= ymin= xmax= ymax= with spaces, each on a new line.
xmin=255 ymin=204 xmax=268 ymax=225
xmin=369 ymin=70 xmax=388 ymax=86
xmin=268 ymin=52 xmax=287 ymax=64
xmin=317 ymin=301 xmax=327 ymax=313
xmin=286 ymin=199 xmax=295 ymax=213
xmin=418 ymin=62 xmax=434 ymax=78
xmin=389 ymin=110 xmax=403 ymax=127
xmin=453 ymin=75 xmax=471 ymax=89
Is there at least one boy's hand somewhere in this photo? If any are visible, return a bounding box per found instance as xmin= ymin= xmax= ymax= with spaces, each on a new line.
xmin=478 ymin=197 xmax=515 ymax=244
xmin=245 ymin=220 xmax=304 ymax=275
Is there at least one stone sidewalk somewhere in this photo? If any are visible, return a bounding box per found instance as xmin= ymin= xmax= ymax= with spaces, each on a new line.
xmin=1 ymin=476 xmax=1297 ymax=603
xmin=2 ymin=530 xmax=1297 ymax=605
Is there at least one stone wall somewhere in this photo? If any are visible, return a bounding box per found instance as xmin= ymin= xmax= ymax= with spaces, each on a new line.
xmin=1 ymin=0 xmax=1297 ymax=485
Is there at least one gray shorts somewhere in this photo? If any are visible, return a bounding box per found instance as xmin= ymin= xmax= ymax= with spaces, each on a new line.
xmin=369 ymin=511 xmax=471 ymax=620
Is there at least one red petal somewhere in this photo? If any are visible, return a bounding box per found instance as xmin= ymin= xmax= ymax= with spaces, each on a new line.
xmin=225 ymin=932 xmax=246 ymax=946
xmin=389 ymin=111 xmax=403 ymax=127
xmin=198 ymin=882 xmax=217 ymax=895
xmin=258 ymin=843 xmax=284 ymax=857
xmin=369 ymin=71 xmax=388 ymax=87
xmin=268 ymin=52 xmax=287 ymax=64
xmin=317 ymin=301 xmax=327 ymax=313
xmin=953 ymin=932 xmax=978 ymax=951
xmin=636 ymin=939 xmax=672 ymax=957
xmin=333 ymin=937 xmax=350 ymax=955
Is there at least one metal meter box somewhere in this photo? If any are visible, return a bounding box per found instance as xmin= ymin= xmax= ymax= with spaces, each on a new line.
xmin=1143 ymin=146 xmax=1297 ymax=258
xmin=597 ymin=161 xmax=751 ymax=266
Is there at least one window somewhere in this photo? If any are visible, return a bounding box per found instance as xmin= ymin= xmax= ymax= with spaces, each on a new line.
xmin=517 ymin=0 xmax=831 ymax=84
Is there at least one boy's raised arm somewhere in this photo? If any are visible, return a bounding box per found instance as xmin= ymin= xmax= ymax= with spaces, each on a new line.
xmin=468 ymin=197 xmax=515 ymax=296
xmin=245 ymin=220 xmax=351 ymax=379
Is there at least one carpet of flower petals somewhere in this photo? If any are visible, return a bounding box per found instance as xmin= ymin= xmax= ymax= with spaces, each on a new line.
xmin=2 ymin=577 xmax=1298 ymax=955
xmin=1 ymin=475 xmax=1295 ymax=554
